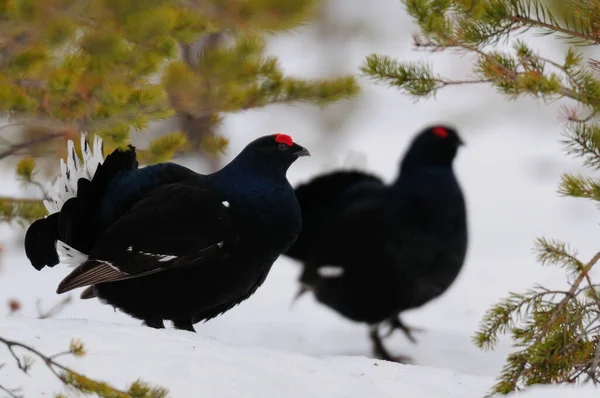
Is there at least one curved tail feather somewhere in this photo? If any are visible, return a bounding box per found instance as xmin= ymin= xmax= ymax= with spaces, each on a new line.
xmin=24 ymin=213 xmax=60 ymax=270
xmin=24 ymin=134 xmax=138 ymax=271
xmin=42 ymin=134 xmax=104 ymax=214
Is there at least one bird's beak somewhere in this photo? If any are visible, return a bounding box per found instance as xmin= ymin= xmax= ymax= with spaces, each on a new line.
xmin=458 ymin=137 xmax=466 ymax=147
xmin=294 ymin=146 xmax=311 ymax=158
xmin=290 ymin=284 xmax=310 ymax=308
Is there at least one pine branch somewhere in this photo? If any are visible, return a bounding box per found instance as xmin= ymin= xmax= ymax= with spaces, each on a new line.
xmin=562 ymin=123 xmax=600 ymax=170
xmin=361 ymin=54 xmax=492 ymax=97
xmin=426 ymin=39 xmax=580 ymax=100
xmin=508 ymin=13 xmax=600 ymax=45
xmin=535 ymin=250 xmax=599 ymax=341
xmin=474 ymin=287 xmax=571 ymax=350
xmin=486 ymin=251 xmax=600 ymax=393
xmin=0 ymin=0 xmax=359 ymax=188
xmin=390 ymin=0 xmax=600 ymax=393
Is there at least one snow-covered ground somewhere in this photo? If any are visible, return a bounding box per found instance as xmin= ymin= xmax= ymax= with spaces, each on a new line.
xmin=1 ymin=319 xmax=598 ymax=397
xmin=3 ymin=318 xmax=494 ymax=398
xmin=1 ymin=0 xmax=600 ymax=396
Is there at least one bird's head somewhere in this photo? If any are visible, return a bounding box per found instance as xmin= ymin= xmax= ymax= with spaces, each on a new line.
xmin=218 ymin=133 xmax=310 ymax=182
xmin=400 ymin=125 xmax=464 ymax=172
xmin=245 ymin=133 xmax=310 ymax=162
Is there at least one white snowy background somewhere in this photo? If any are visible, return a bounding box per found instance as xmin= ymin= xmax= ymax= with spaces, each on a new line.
xmin=1 ymin=1 xmax=599 ymax=397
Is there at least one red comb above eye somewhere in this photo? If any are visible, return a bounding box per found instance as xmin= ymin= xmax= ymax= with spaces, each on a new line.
xmin=274 ymin=133 xmax=293 ymax=146
xmin=432 ymin=127 xmax=449 ymax=138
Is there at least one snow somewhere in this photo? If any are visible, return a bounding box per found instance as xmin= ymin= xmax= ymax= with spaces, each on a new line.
xmin=1 ymin=0 xmax=600 ymax=396
xmin=1 ymin=318 xmax=598 ymax=397
xmin=2 ymin=318 xmax=495 ymax=398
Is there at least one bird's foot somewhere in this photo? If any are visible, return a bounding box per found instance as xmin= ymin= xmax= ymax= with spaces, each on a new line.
xmin=172 ymin=319 xmax=196 ymax=332
xmin=290 ymin=284 xmax=310 ymax=308
xmin=381 ymin=316 xmax=424 ymax=344
xmin=369 ymin=325 xmax=413 ymax=364
xmin=373 ymin=349 xmax=413 ymax=364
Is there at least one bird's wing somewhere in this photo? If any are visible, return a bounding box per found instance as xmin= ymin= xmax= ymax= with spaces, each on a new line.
xmin=314 ymin=192 xmax=389 ymax=265
xmin=56 ymin=181 xmax=236 ymax=293
xmin=295 ymin=191 xmax=390 ymax=289
xmin=286 ymin=170 xmax=385 ymax=261
xmin=93 ymin=162 xmax=201 ymax=232
xmin=380 ymin=171 xmax=468 ymax=273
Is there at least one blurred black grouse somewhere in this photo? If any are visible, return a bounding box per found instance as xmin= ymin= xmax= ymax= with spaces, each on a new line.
xmin=285 ymin=125 xmax=467 ymax=361
xmin=25 ymin=133 xmax=310 ymax=331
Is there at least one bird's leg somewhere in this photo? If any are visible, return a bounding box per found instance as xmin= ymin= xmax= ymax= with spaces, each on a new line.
xmin=143 ymin=319 xmax=165 ymax=329
xmin=380 ymin=316 xmax=424 ymax=344
xmin=290 ymin=284 xmax=310 ymax=308
xmin=172 ymin=319 xmax=196 ymax=332
xmin=368 ymin=324 xmax=412 ymax=364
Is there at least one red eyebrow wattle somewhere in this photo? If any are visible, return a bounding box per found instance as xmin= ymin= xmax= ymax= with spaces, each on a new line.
xmin=274 ymin=133 xmax=293 ymax=146
xmin=432 ymin=127 xmax=449 ymax=138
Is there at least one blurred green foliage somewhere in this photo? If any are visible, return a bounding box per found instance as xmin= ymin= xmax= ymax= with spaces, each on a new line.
xmin=0 ymin=0 xmax=359 ymax=223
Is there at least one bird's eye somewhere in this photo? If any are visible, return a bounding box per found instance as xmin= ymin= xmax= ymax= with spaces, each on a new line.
xmin=278 ymin=143 xmax=289 ymax=151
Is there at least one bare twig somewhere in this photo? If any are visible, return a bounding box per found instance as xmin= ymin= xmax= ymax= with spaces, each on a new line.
xmin=583 ymin=273 xmax=600 ymax=314
xmin=0 ymin=133 xmax=65 ymax=162
xmin=0 ymin=335 xmax=130 ymax=394
xmin=0 ymin=123 xmax=25 ymax=144
xmin=3 ymin=341 xmax=27 ymax=373
xmin=26 ymin=180 xmax=50 ymax=200
xmin=36 ymin=296 xmax=73 ymax=320
xmin=586 ymin=341 xmax=600 ymax=383
xmin=0 ymin=384 xmax=22 ymax=398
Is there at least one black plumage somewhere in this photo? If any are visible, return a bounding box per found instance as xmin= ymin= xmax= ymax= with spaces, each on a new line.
xmin=285 ymin=125 xmax=467 ymax=361
xmin=25 ymin=133 xmax=310 ymax=331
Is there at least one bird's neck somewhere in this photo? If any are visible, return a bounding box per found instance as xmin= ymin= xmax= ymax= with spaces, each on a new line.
xmin=389 ymin=164 xmax=455 ymax=199
xmin=400 ymin=157 xmax=450 ymax=174
xmin=397 ymin=157 xmax=454 ymax=179
xmin=209 ymin=163 xmax=291 ymax=205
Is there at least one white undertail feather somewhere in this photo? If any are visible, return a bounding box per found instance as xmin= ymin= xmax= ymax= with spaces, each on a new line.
xmin=317 ymin=266 xmax=345 ymax=278
xmin=56 ymin=240 xmax=89 ymax=267
xmin=45 ymin=134 xmax=104 ymax=267
xmin=43 ymin=134 xmax=105 ymax=214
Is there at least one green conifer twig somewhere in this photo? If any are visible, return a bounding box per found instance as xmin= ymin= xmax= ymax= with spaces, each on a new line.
xmin=363 ymin=0 xmax=600 ymax=394
xmin=0 ymin=335 xmax=168 ymax=397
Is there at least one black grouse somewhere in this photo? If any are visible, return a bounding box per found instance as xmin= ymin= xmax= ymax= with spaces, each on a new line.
xmin=285 ymin=125 xmax=467 ymax=361
xmin=25 ymin=133 xmax=310 ymax=331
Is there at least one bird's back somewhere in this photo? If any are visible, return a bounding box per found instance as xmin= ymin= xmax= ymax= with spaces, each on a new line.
xmin=286 ymin=170 xmax=386 ymax=262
